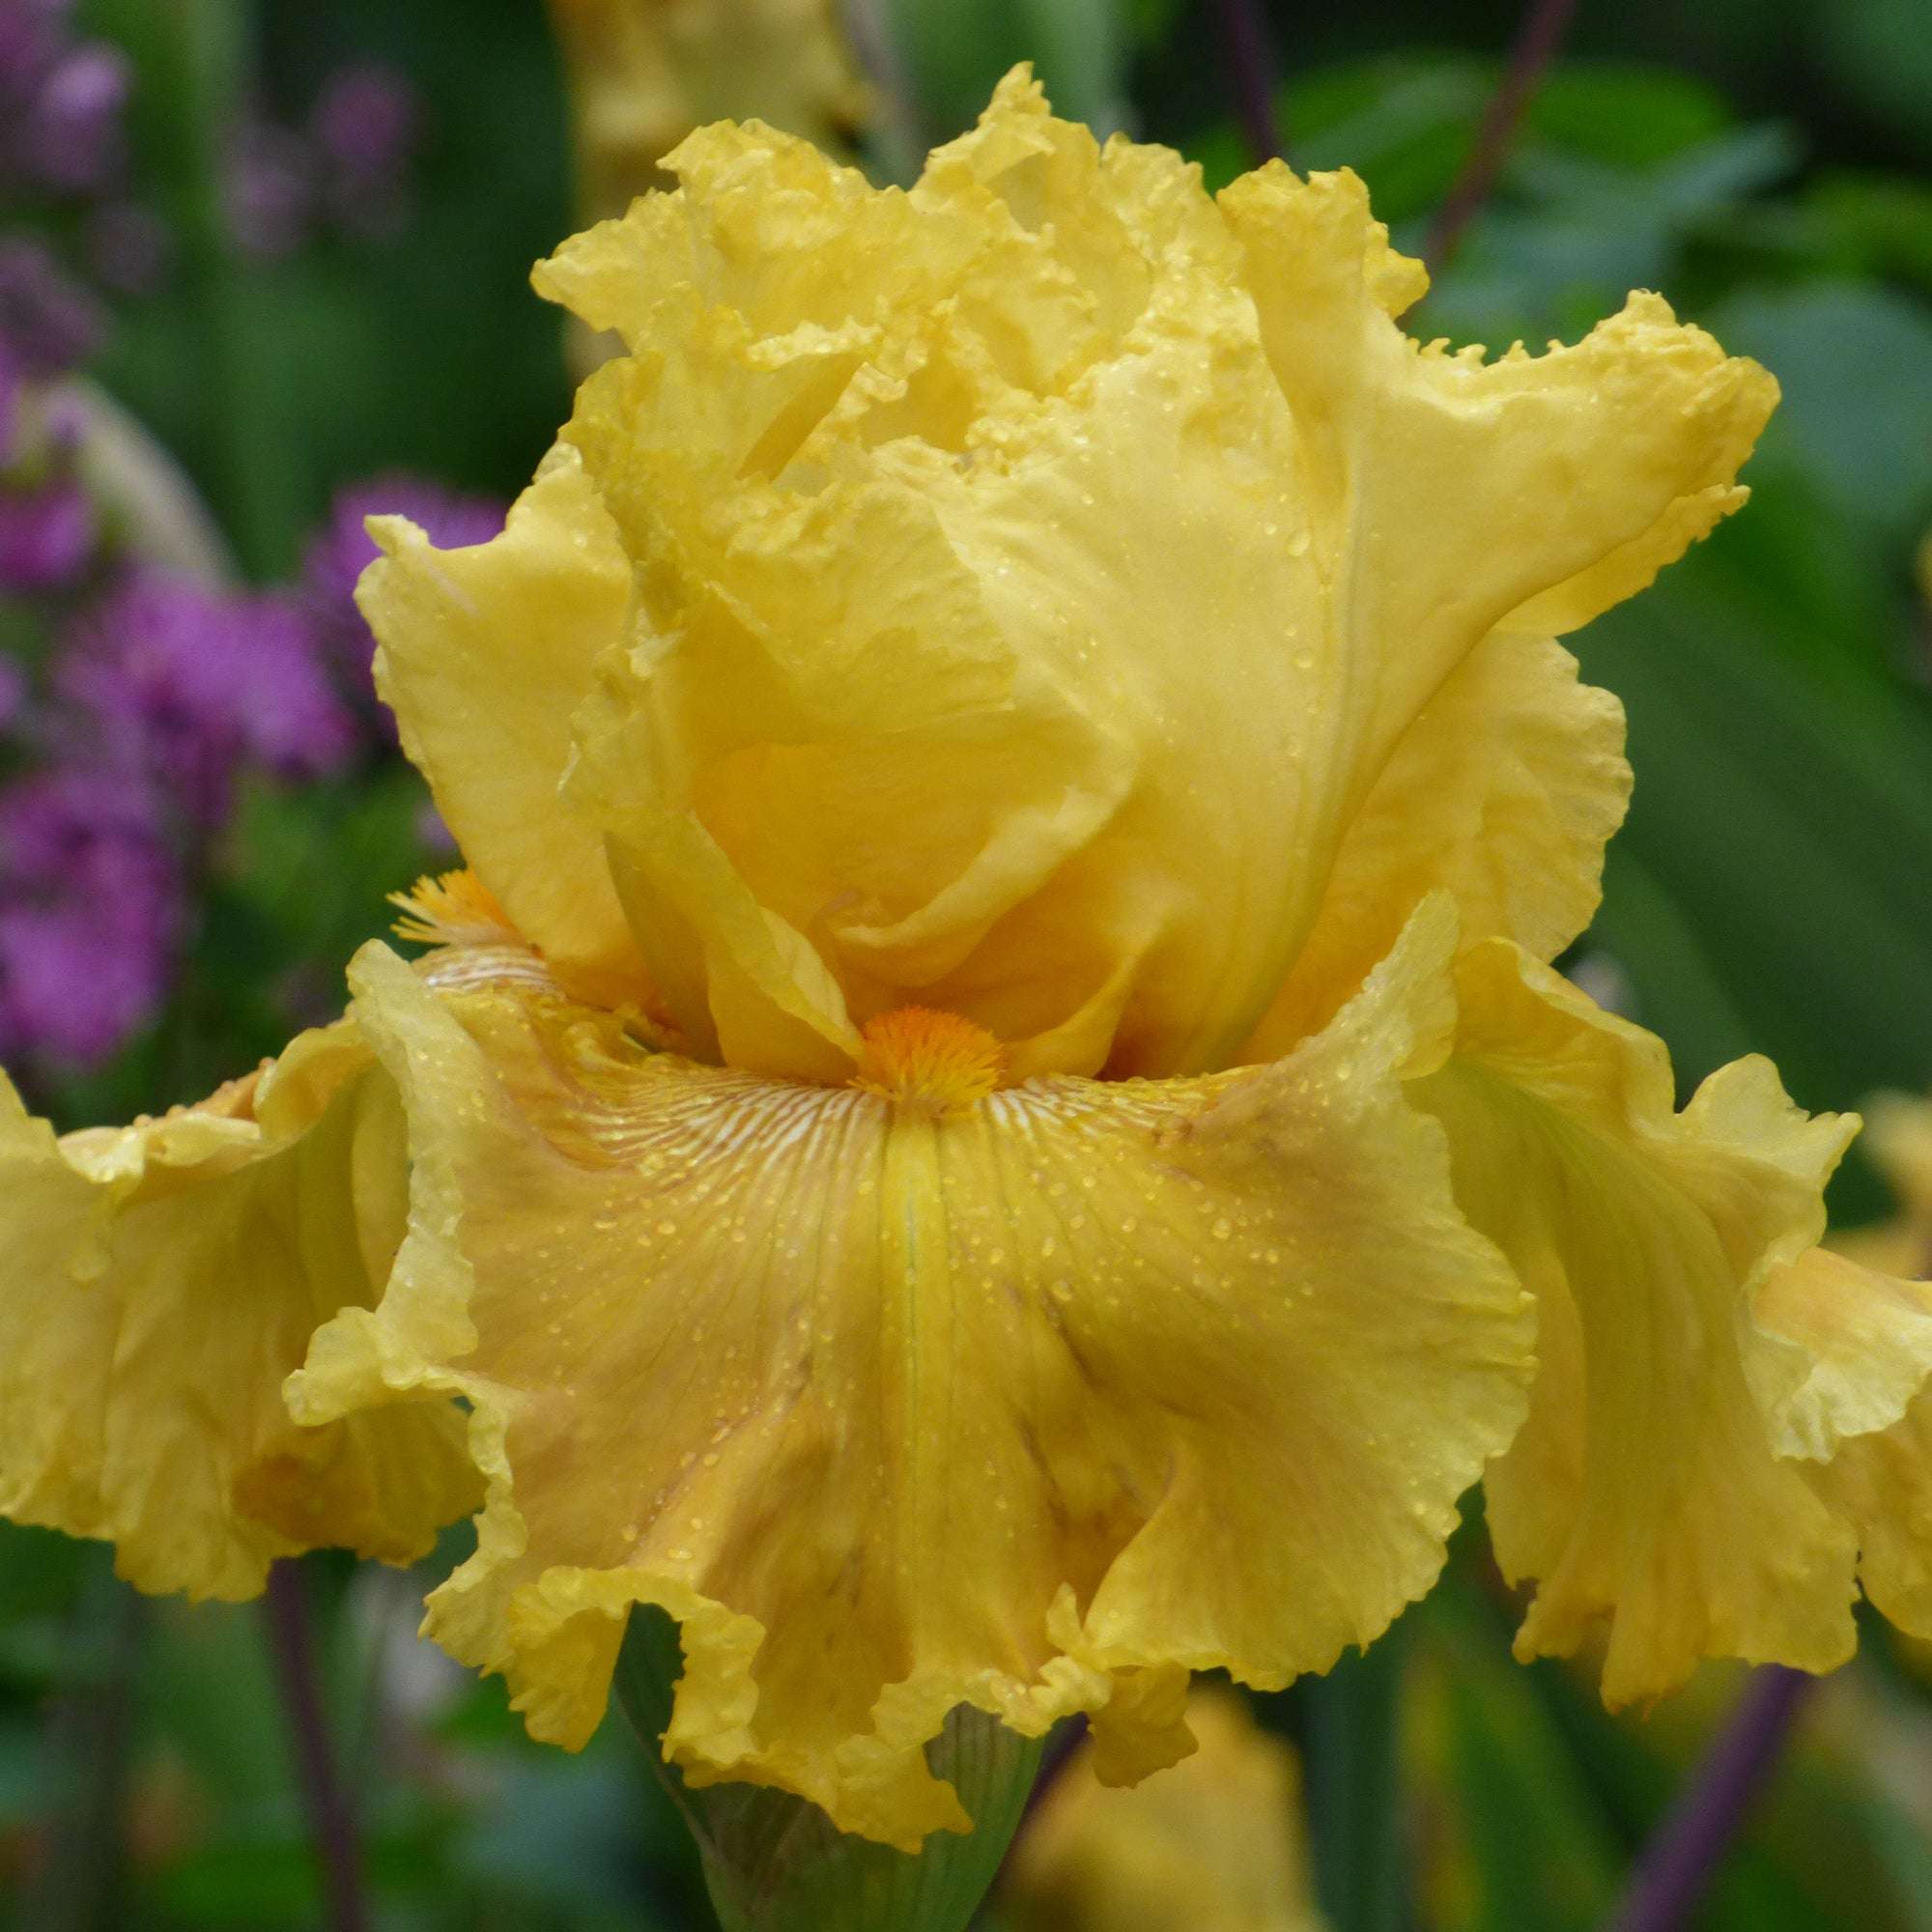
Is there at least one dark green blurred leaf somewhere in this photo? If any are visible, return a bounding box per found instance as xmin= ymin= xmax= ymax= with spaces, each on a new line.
xmin=1282 ymin=1624 xmax=1409 ymax=1932
xmin=888 ymin=0 xmax=1126 ymax=141
xmin=1799 ymin=172 xmax=1932 ymax=293
xmin=451 ymin=1747 xmax=681 ymax=1927
xmin=138 ymin=1601 xmax=290 ymax=1807
xmin=1715 ymin=283 xmax=1932 ymax=546
xmin=1417 ymin=1587 xmax=1622 ymax=1932
xmin=1526 ymin=65 xmax=1734 ymax=167
xmin=232 ymin=763 xmax=435 ymax=973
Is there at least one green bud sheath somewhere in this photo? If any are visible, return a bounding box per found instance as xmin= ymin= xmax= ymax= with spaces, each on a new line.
xmin=614 ymin=1608 xmax=1045 ymax=1932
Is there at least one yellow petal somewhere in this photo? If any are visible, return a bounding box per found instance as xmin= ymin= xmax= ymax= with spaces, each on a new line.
xmin=1752 ymin=1248 xmax=1932 ymax=1637
xmin=1241 ymin=634 xmax=1631 ymax=1059
xmin=547 ymin=0 xmax=867 ymax=221
xmin=0 ymin=1026 xmax=479 ymax=1600
xmin=1218 ymin=165 xmax=1777 ymax=758
xmin=1004 ymin=1687 xmax=1326 ymax=1932
xmin=1410 ymin=940 xmax=1881 ymax=1703
xmin=499 ymin=73 xmax=1775 ymax=1083
xmin=292 ymin=905 xmax=1531 ymax=1848
xmin=359 ymin=445 xmax=650 ymax=1011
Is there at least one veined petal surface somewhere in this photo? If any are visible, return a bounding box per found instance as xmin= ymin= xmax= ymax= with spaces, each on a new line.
xmin=292 ymin=907 xmax=1532 ymax=1848
xmin=0 ymin=1026 xmax=479 ymax=1599
xmin=1242 ymin=634 xmax=1631 ymax=1058
xmin=1412 ymin=941 xmax=1932 ymax=1702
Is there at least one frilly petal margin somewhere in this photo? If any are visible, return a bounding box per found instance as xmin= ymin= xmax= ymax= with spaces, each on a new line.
xmin=1753 ymin=1250 xmax=1932 ymax=1637
xmin=290 ymin=901 xmax=1533 ymax=1850
xmin=0 ymin=1025 xmax=480 ymax=1600
xmin=1409 ymin=939 xmax=1932 ymax=1703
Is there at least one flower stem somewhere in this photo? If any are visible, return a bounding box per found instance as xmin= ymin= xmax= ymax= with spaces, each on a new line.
xmin=1208 ymin=0 xmax=1284 ymax=164
xmin=22 ymin=1559 xmax=142 ymax=1932
xmin=1605 ymin=1665 xmax=1813 ymax=1932
xmin=1425 ymin=0 xmax=1578 ymax=271
xmin=262 ymin=1561 xmax=370 ymax=1932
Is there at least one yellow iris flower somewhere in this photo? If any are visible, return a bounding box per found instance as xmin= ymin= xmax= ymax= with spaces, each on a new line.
xmin=7 ymin=71 xmax=1932 ymax=1855
xmin=1003 ymin=1688 xmax=1325 ymax=1932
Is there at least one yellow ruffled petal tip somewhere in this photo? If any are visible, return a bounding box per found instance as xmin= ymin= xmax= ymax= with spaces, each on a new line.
xmin=852 ymin=1007 xmax=1005 ymax=1116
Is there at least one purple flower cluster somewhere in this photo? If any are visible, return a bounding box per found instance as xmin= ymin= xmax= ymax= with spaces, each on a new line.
xmin=0 ymin=0 xmax=161 ymax=301
xmin=0 ymin=0 xmax=139 ymax=611
xmin=0 ymin=238 xmax=106 ymax=592
xmin=0 ymin=11 xmax=480 ymax=1077
xmin=0 ymin=766 xmax=178 ymax=1065
xmin=54 ymin=572 xmax=358 ymax=826
xmin=0 ymin=475 xmax=502 ymax=1073
xmin=228 ymin=63 xmax=422 ymax=258
xmin=0 ymin=0 xmax=129 ymax=200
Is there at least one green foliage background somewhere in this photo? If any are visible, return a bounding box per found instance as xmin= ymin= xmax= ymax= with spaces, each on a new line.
xmin=5 ymin=0 xmax=1932 ymax=1926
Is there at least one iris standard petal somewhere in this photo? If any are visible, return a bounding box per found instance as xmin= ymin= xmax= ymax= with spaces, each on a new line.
xmin=0 ymin=1024 xmax=479 ymax=1599
xmin=359 ymin=444 xmax=650 ymax=1011
xmin=509 ymin=71 xmax=1774 ymax=1082
xmin=1241 ymin=633 xmax=1631 ymax=1059
xmin=290 ymin=903 xmax=1531 ymax=1848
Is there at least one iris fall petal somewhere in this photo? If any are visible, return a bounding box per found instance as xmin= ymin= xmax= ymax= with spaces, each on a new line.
xmin=1412 ymin=940 xmax=1932 ymax=1702
xmin=0 ymin=1026 xmax=479 ymax=1599
xmin=290 ymin=904 xmax=1532 ymax=1847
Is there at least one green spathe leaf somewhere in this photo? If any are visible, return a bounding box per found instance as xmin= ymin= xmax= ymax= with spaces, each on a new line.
xmin=613 ymin=1608 xmax=1045 ymax=1932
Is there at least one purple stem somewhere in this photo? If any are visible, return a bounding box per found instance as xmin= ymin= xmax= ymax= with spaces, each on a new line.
xmin=1605 ymin=1665 xmax=1813 ymax=1932
xmin=262 ymin=1561 xmax=371 ymax=1932
xmin=1425 ymin=0 xmax=1579 ymax=271
xmin=1208 ymin=0 xmax=1285 ymax=164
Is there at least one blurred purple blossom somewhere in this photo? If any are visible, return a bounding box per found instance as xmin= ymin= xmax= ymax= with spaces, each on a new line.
xmin=0 ymin=339 xmax=18 ymax=466
xmin=0 ymin=765 xmax=180 ymax=1065
xmin=83 ymin=200 xmax=170 ymax=296
xmin=0 ymin=473 xmax=94 ymax=592
xmin=313 ymin=63 xmax=417 ymax=187
xmin=0 ymin=236 xmax=106 ymax=380
xmin=19 ymin=42 xmax=128 ymax=192
xmin=226 ymin=112 xmax=315 ymax=259
xmin=0 ymin=0 xmax=129 ymax=198
xmin=0 ymin=654 xmax=27 ymax=733
xmin=230 ymin=61 xmax=422 ymax=256
xmin=54 ymin=568 xmax=357 ymax=827
xmin=302 ymin=474 xmax=501 ymax=706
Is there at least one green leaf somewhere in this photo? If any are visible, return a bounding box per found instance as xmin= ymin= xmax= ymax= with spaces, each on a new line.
xmin=1714 ymin=283 xmax=1932 ymax=546
xmin=1284 ymin=1624 xmax=1410 ymax=1932
xmin=1526 ymin=64 xmax=1735 ymax=167
xmin=1414 ymin=1585 xmax=1622 ymax=1932
xmin=885 ymin=0 xmax=1126 ymax=140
